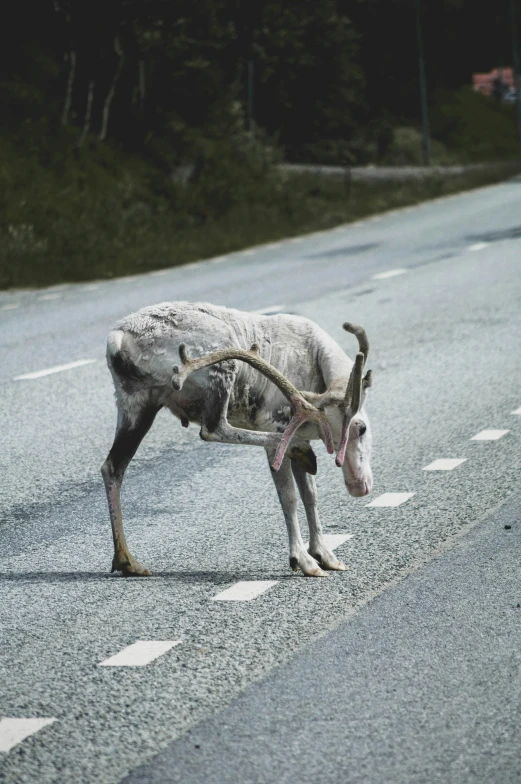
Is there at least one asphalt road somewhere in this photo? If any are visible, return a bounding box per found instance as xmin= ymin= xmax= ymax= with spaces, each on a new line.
xmin=1 ymin=176 xmax=521 ymax=783
xmin=123 ymin=493 xmax=521 ymax=784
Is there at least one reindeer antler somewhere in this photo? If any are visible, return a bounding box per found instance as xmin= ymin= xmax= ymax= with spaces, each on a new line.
xmin=172 ymin=343 xmax=334 ymax=471
xmin=343 ymin=322 xmax=369 ymax=364
xmin=335 ymin=322 xmax=372 ymax=468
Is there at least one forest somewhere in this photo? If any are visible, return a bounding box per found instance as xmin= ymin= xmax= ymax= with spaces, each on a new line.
xmin=1 ymin=0 xmax=520 ymax=287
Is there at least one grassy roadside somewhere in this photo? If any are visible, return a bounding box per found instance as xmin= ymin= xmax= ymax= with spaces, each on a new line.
xmin=1 ymin=145 xmax=519 ymax=290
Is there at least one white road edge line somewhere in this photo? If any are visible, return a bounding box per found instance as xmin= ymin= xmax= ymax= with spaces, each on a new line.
xmin=14 ymin=359 xmax=97 ymax=381
xmin=149 ymin=254 xmax=227 ymax=275
xmin=470 ymin=429 xmax=510 ymax=441
xmin=0 ymin=718 xmax=56 ymax=753
xmin=423 ymin=458 xmax=467 ymax=471
xmin=366 ymin=492 xmax=415 ymax=508
xmin=212 ymin=581 xmax=278 ymax=602
xmin=511 ymin=406 xmax=521 ymax=415
xmin=98 ymin=640 xmax=181 ymax=667
xmin=251 ymin=305 xmax=285 ymax=315
xmin=468 ymin=242 xmax=488 ymax=252
xmin=372 ymin=268 xmax=407 ymax=280
xmin=304 ymin=533 xmax=354 ymax=550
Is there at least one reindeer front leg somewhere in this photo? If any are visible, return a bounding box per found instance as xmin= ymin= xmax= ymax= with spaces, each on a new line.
xmin=291 ymin=459 xmax=347 ymax=571
xmin=266 ymin=450 xmax=329 ymax=577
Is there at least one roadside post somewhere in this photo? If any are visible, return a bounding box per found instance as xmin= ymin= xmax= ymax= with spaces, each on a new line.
xmin=247 ymin=59 xmax=255 ymax=133
xmin=510 ymin=0 xmax=521 ymax=154
xmin=415 ymin=0 xmax=431 ymax=166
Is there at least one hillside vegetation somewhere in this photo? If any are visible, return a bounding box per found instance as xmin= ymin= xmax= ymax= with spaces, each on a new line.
xmin=1 ymin=1 xmax=520 ymax=288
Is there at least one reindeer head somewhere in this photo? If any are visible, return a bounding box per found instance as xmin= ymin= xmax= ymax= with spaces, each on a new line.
xmin=316 ymin=323 xmax=373 ymax=497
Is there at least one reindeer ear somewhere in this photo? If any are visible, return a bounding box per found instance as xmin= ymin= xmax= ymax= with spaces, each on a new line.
xmin=288 ymin=445 xmax=318 ymax=475
xmin=362 ymin=369 xmax=372 ymax=390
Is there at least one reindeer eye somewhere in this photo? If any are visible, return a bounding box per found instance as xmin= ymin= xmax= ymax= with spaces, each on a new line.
xmin=358 ymin=424 xmax=367 ymax=437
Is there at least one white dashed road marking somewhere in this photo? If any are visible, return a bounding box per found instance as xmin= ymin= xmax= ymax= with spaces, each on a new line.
xmin=304 ymin=533 xmax=354 ymax=550
xmin=468 ymin=242 xmax=488 ymax=252
xmin=512 ymin=406 xmax=521 ymax=415
xmin=39 ymin=293 xmax=62 ymax=301
xmin=117 ymin=276 xmax=138 ymax=284
xmin=98 ymin=641 xmax=181 ymax=667
xmin=423 ymin=458 xmax=467 ymax=471
xmin=84 ymin=283 xmax=100 ymax=290
xmin=372 ymin=268 xmax=407 ymax=280
xmin=242 ymin=249 xmax=256 ymax=256
xmin=1 ymin=303 xmax=20 ymax=311
xmin=0 ymin=718 xmax=56 ymax=752
xmin=366 ymin=492 xmax=415 ymax=507
xmin=212 ymin=581 xmax=278 ymax=602
xmin=14 ymin=359 xmax=97 ymax=381
xmin=471 ymin=429 xmax=510 ymax=441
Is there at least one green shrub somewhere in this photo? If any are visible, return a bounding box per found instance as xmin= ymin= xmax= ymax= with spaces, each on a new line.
xmin=384 ymin=126 xmax=458 ymax=166
xmin=384 ymin=127 xmax=424 ymax=166
xmin=429 ymin=87 xmax=520 ymax=162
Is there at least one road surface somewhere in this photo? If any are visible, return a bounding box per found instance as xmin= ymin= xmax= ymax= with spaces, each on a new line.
xmin=1 ymin=176 xmax=521 ymax=782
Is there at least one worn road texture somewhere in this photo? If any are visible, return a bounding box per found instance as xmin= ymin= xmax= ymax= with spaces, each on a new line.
xmin=1 ymin=176 xmax=521 ymax=783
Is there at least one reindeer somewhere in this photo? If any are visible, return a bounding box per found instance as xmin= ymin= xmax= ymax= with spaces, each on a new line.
xmin=101 ymin=302 xmax=373 ymax=577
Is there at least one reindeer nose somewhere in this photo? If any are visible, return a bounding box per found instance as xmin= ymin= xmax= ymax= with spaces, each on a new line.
xmin=347 ymin=480 xmax=370 ymax=497
xmin=358 ymin=423 xmax=367 ymax=436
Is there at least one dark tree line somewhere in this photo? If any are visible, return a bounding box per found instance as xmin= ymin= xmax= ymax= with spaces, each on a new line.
xmin=1 ymin=0 xmax=519 ymax=164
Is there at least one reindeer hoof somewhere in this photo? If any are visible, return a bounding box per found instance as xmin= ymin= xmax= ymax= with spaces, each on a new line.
xmin=290 ymin=553 xmax=330 ymax=577
xmin=111 ymin=555 xmax=151 ymax=577
xmin=308 ymin=566 xmax=330 ymax=577
xmin=122 ymin=563 xmax=151 ymax=577
xmin=309 ymin=549 xmax=349 ymax=571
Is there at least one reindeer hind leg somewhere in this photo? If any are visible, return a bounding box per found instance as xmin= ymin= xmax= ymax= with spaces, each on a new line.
xmin=101 ymin=397 xmax=160 ymax=576
xmin=199 ymin=362 xmax=281 ymax=450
